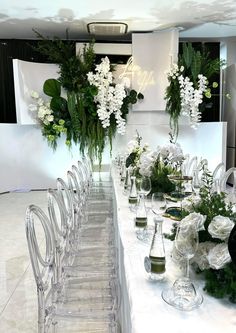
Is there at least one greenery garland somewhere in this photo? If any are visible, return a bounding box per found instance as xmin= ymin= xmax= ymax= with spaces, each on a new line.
xmin=32 ymin=31 xmax=143 ymax=165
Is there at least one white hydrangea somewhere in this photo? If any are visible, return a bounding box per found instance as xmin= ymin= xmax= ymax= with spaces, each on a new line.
xmin=156 ymin=142 xmax=184 ymax=167
xmin=87 ymin=56 xmax=127 ymax=134
xmin=139 ymin=151 xmax=156 ymax=177
xmin=28 ymin=91 xmax=54 ymax=125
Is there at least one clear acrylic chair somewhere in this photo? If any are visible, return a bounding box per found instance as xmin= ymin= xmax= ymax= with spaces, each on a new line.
xmin=183 ymin=156 xmax=198 ymax=177
xmin=211 ymin=162 xmax=225 ymax=193
xmin=79 ymin=158 xmax=113 ymax=195
xmin=47 ymin=187 xmax=119 ymax=321
xmin=220 ymin=167 xmax=236 ymax=200
xmin=26 ymin=204 xmax=119 ymax=333
xmin=47 ymin=188 xmax=118 ymax=280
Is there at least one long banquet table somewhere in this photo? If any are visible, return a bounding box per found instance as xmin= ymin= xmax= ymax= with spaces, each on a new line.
xmin=111 ymin=168 xmax=236 ymax=333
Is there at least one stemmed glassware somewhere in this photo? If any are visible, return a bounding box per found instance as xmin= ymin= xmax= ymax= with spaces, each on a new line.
xmin=175 ymin=224 xmax=198 ymax=280
xmin=151 ymin=192 xmax=167 ymax=218
xmin=162 ymin=222 xmax=203 ymax=311
xmin=192 ymin=169 xmax=201 ymax=196
xmin=140 ymin=176 xmax=151 ymax=201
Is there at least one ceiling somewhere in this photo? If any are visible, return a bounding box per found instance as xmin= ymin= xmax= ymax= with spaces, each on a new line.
xmin=1 ymin=0 xmax=236 ymax=41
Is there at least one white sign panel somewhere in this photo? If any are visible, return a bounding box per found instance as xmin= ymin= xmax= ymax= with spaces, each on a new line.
xmin=131 ymin=29 xmax=179 ymax=111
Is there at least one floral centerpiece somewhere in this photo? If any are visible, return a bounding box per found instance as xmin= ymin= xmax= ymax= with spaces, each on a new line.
xmin=165 ymin=43 xmax=223 ymax=140
xmin=125 ymin=132 xmax=149 ymax=174
xmin=139 ymin=141 xmax=184 ymax=195
xmin=29 ymin=34 xmax=143 ymax=165
xmin=168 ymin=171 xmax=236 ymax=302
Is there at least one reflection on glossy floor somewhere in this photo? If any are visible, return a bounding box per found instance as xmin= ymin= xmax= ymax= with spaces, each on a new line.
xmin=0 ymin=190 xmax=48 ymax=332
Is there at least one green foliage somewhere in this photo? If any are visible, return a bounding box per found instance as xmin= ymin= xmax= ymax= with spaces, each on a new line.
xmin=193 ymin=172 xmax=235 ymax=243
xmin=33 ymin=33 xmax=143 ymax=165
xmin=43 ymin=79 xmax=61 ymax=97
xmin=165 ymin=42 xmax=222 ymax=140
xmin=204 ymin=263 xmax=236 ymax=303
xmin=126 ymin=152 xmax=138 ymax=168
xmin=150 ymin=161 xmax=176 ymax=195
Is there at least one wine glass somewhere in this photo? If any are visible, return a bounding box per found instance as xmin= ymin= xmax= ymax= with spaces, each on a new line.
xmin=162 ymin=223 xmax=203 ymax=311
xmin=175 ymin=223 xmax=198 ymax=279
xmin=140 ymin=176 xmax=151 ymax=211
xmin=140 ymin=176 xmax=151 ymax=198
xmin=192 ymin=169 xmax=201 ymax=196
xmin=151 ymin=192 xmax=167 ymax=218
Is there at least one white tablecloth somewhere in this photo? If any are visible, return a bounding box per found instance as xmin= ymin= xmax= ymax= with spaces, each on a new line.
xmin=112 ymin=169 xmax=236 ymax=333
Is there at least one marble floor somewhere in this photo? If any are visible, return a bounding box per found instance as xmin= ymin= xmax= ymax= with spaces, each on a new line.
xmin=0 ymin=190 xmax=48 ymax=332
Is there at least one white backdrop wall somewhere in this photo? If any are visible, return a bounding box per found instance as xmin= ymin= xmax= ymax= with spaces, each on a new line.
xmin=0 ymin=120 xmax=226 ymax=193
xmin=5 ymin=33 xmax=226 ymax=192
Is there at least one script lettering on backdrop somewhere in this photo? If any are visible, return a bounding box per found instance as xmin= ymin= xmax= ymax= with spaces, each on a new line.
xmin=118 ymin=56 xmax=155 ymax=94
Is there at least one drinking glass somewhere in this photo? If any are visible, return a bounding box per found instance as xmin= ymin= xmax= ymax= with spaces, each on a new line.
xmin=140 ymin=176 xmax=151 ymax=198
xmin=151 ymin=192 xmax=167 ymax=218
xmin=192 ymin=169 xmax=201 ymax=196
xmin=162 ymin=223 xmax=203 ymax=310
xmin=175 ymin=223 xmax=198 ymax=279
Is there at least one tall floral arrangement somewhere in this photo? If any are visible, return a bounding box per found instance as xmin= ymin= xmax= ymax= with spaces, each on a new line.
xmin=29 ymin=33 xmax=143 ymax=165
xmin=165 ymin=43 xmax=223 ymax=140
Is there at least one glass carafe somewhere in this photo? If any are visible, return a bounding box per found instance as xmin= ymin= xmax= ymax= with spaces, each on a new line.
xmin=129 ymin=176 xmax=138 ymax=205
xmin=124 ymin=167 xmax=131 ymax=194
xmin=149 ymin=217 xmax=166 ymax=280
xmin=135 ymin=193 xmax=147 ymax=240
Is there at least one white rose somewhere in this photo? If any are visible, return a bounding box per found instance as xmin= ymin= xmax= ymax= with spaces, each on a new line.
xmin=180 ymin=212 xmax=206 ymax=232
xmin=193 ymin=241 xmax=215 ymax=271
xmin=208 ymin=215 xmax=234 ymax=240
xmin=207 ymin=243 xmax=231 ymax=269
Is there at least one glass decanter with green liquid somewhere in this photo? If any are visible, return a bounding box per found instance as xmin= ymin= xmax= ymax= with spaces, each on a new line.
xmin=135 ymin=194 xmax=147 ymax=228
xmin=149 ymin=216 xmax=166 ymax=280
xmin=129 ymin=176 xmax=138 ymax=205
xmin=124 ymin=167 xmax=130 ymax=193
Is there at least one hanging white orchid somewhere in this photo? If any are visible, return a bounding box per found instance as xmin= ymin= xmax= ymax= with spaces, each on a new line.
xmin=87 ymin=56 xmax=128 ymax=135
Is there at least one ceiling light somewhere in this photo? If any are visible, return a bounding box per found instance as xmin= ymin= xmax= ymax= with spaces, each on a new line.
xmin=87 ymin=22 xmax=128 ymax=35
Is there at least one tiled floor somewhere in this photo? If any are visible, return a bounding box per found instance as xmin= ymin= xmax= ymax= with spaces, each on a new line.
xmin=0 ymin=190 xmax=48 ymax=332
